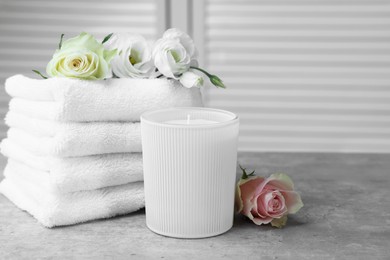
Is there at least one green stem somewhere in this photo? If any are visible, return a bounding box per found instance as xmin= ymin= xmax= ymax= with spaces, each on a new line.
xmin=190 ymin=66 xmax=212 ymax=78
xmin=190 ymin=66 xmax=226 ymax=88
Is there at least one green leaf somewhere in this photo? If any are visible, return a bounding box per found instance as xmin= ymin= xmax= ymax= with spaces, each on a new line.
xmin=239 ymin=164 xmax=255 ymax=180
xmin=102 ymin=33 xmax=113 ymax=44
xmin=32 ymin=70 xmax=48 ymax=79
xmin=58 ymin=34 xmax=65 ymax=49
xmin=270 ymin=215 xmax=288 ymax=228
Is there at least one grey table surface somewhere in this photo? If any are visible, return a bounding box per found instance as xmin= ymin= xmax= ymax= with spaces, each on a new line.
xmin=0 ymin=153 xmax=389 ymax=260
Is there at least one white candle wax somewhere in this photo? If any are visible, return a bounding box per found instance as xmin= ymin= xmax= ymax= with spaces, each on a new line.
xmin=141 ymin=107 xmax=239 ymax=239
xmin=165 ymin=119 xmax=217 ymax=125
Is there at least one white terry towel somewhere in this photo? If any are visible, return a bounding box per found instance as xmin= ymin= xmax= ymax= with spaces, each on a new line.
xmin=0 ymin=139 xmax=143 ymax=193
xmin=5 ymin=75 xmax=203 ymax=122
xmin=0 ymin=174 xmax=144 ymax=228
xmin=5 ymin=112 xmax=142 ymax=157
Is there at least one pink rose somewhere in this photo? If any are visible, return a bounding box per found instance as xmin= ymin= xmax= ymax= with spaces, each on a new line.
xmin=235 ymin=166 xmax=303 ymax=228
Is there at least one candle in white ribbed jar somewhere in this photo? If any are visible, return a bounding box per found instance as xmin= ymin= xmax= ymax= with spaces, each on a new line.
xmin=141 ymin=107 xmax=239 ymax=238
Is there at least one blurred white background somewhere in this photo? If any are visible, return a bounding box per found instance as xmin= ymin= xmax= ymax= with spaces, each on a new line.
xmin=1 ymin=0 xmax=390 ymax=153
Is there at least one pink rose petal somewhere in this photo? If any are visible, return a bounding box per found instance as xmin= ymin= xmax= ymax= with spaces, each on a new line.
xmin=236 ymin=176 xmax=265 ymax=217
xmin=252 ymin=216 xmax=273 ymax=225
xmin=259 ymin=190 xmax=287 ymax=218
xmin=254 ymin=173 xmax=295 ymax=197
xmin=280 ymin=190 xmax=304 ymax=214
xmin=253 ymin=192 xmax=269 ymax=219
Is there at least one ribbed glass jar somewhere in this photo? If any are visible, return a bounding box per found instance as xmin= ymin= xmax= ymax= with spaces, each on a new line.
xmin=141 ymin=107 xmax=239 ymax=238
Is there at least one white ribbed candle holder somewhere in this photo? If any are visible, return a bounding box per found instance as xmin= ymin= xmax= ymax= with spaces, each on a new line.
xmin=141 ymin=107 xmax=239 ymax=238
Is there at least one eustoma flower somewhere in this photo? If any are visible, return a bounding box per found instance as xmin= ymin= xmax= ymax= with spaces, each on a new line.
xmin=46 ymin=32 xmax=117 ymax=80
xmin=153 ymin=28 xmax=197 ymax=79
xmin=179 ymin=70 xmax=204 ymax=88
xmin=235 ymin=166 xmax=303 ymax=228
xmin=153 ymin=28 xmax=225 ymax=88
xmin=105 ymin=33 xmax=154 ymax=78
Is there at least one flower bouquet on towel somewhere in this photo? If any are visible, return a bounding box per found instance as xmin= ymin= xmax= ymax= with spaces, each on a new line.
xmin=0 ymin=29 xmax=225 ymax=227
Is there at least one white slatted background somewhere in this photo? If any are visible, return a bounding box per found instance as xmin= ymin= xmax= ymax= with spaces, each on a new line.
xmin=201 ymin=0 xmax=390 ymax=153
xmin=0 ymin=0 xmax=164 ymax=139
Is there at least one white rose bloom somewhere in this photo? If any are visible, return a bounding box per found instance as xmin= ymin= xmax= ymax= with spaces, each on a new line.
xmin=106 ymin=33 xmax=153 ymax=78
xmin=153 ymin=28 xmax=198 ymax=79
xmin=46 ymin=32 xmax=117 ymax=80
xmin=179 ymin=71 xmax=204 ymax=88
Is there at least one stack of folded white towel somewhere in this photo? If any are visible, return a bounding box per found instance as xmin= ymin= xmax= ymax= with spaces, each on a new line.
xmin=0 ymin=75 xmax=203 ymax=227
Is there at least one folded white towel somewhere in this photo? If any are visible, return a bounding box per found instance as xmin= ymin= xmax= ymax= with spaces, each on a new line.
xmin=5 ymin=75 xmax=203 ymax=122
xmin=0 ymin=139 xmax=143 ymax=193
xmin=0 ymin=174 xmax=144 ymax=227
xmin=5 ymin=112 xmax=142 ymax=156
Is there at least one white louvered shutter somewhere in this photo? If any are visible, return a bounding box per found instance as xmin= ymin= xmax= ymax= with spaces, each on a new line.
xmin=0 ymin=0 xmax=166 ymax=138
xmin=195 ymin=0 xmax=390 ymax=153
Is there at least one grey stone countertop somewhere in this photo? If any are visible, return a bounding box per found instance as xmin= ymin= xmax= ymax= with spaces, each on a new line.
xmin=0 ymin=153 xmax=389 ymax=259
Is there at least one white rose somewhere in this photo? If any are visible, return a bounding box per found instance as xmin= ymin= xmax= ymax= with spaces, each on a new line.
xmin=153 ymin=28 xmax=197 ymax=79
xmin=106 ymin=33 xmax=153 ymax=78
xmin=179 ymin=71 xmax=204 ymax=88
xmin=46 ymin=32 xmax=117 ymax=80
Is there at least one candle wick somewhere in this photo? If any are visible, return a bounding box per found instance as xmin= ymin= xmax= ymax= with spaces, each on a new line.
xmin=187 ymin=114 xmax=191 ymax=125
